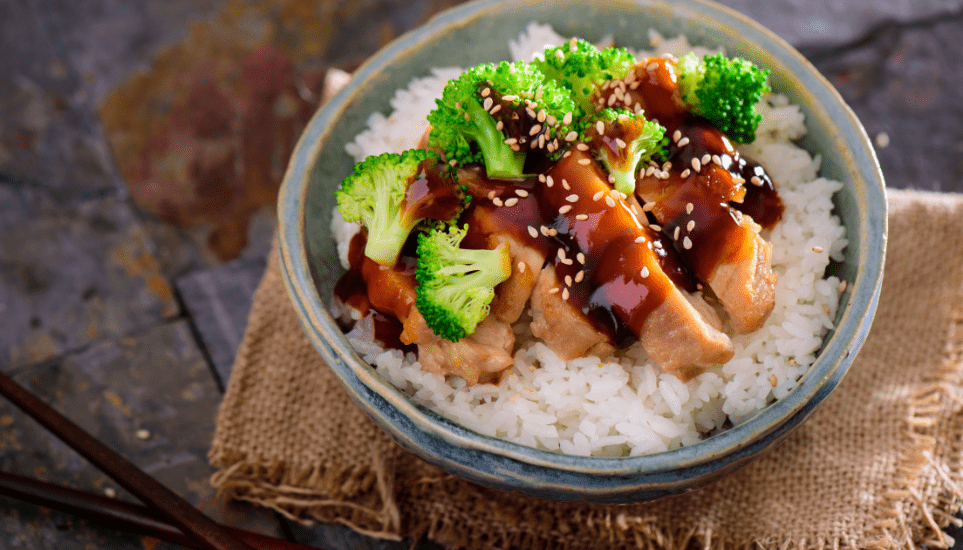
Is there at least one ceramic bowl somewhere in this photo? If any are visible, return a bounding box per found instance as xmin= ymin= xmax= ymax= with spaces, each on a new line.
xmin=277 ymin=0 xmax=886 ymax=502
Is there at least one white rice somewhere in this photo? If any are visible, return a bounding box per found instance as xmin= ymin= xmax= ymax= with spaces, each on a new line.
xmin=332 ymin=23 xmax=847 ymax=457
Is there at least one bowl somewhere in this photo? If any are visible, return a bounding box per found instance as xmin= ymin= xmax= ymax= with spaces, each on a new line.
xmin=277 ymin=0 xmax=886 ymax=503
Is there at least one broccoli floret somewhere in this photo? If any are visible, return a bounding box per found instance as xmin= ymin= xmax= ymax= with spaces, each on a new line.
xmin=414 ymin=224 xmax=511 ymax=342
xmin=533 ymin=38 xmax=636 ymax=114
xmin=676 ymin=52 xmax=771 ymax=143
xmin=336 ymin=149 xmax=463 ymax=266
xmin=586 ymin=108 xmax=667 ymax=196
xmin=427 ymin=61 xmax=579 ymax=178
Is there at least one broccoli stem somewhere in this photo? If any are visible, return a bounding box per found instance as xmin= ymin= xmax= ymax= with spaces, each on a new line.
xmin=364 ymin=183 xmax=414 ymax=265
xmin=464 ymin=99 xmax=526 ymax=178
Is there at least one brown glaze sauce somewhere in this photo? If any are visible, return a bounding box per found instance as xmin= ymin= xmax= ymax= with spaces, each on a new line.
xmin=333 ymin=231 xmax=417 ymax=353
xmin=401 ymin=161 xmax=464 ymax=222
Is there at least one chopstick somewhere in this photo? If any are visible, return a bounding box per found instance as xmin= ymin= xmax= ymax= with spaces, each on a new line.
xmin=0 ymin=471 xmax=316 ymax=550
xmin=0 ymin=370 xmax=255 ymax=550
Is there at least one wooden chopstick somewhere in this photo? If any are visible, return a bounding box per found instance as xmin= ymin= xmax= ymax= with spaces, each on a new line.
xmin=0 ymin=471 xmax=317 ymax=550
xmin=0 ymin=370 xmax=255 ymax=550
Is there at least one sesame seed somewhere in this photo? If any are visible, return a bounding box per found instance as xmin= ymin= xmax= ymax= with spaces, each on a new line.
xmin=526 ymin=108 xmax=537 ymax=118
xmin=683 ymin=236 xmax=692 ymax=249
xmin=492 ymin=197 xmax=503 ymax=206
xmin=538 ymin=109 xmax=546 ymax=122
xmin=646 ymin=61 xmax=659 ymax=72
xmin=663 ymin=162 xmax=672 ymax=171
xmin=449 ymin=159 xmax=457 ymax=166
xmin=650 ymin=224 xmax=662 ymax=232
xmin=487 ymin=190 xmax=496 ymax=199
xmin=481 ymin=87 xmax=491 ymax=97
xmin=565 ymin=131 xmax=578 ymax=141
xmin=594 ymin=121 xmax=604 ymax=135
xmin=528 ymin=226 xmax=538 ymax=238
xmin=751 ymin=176 xmax=763 ymax=186
xmin=838 ymin=280 xmax=848 ymax=293
xmin=640 ymin=266 xmax=649 ymax=278
xmin=504 ymin=197 xmax=519 ymax=207
xmin=823 ymin=304 xmax=831 ymax=315
xmin=529 ymin=124 xmax=542 ymax=136
xmin=483 ymin=97 xmax=493 ymax=111
xmin=733 ymin=175 xmax=746 ymax=185
xmin=789 ymin=359 xmax=798 ymax=366
xmin=564 ymin=275 xmax=572 ymax=286
xmin=677 ymin=137 xmax=690 ymax=147
xmin=464 ymin=112 xmax=471 ymax=122
xmin=512 ymin=189 xmax=527 ymax=198
xmin=607 ymin=94 xmax=618 ymax=106
xmin=634 ymin=236 xmax=645 ymax=243
xmin=642 ymin=202 xmax=654 ymax=212
xmin=592 ymin=190 xmax=604 ymax=201
xmin=812 ymin=246 xmax=824 ymax=253
xmin=563 ymin=151 xmax=572 ymax=158
xmin=510 ymin=144 xmax=520 ymax=151
xmin=770 ymin=374 xmax=778 ymax=387
xmin=575 ymin=213 xmax=588 ymax=221
xmin=504 ymin=137 xmax=518 ymax=145
xmin=696 ymin=283 xmax=703 ymax=290
xmin=672 ymin=129 xmax=682 ymax=142
xmin=617 ymin=112 xmax=629 ymax=121
xmin=559 ymin=205 xmax=573 ymax=214
xmin=538 ymin=134 xmax=546 ymax=149
xmin=681 ymin=169 xmax=691 ymax=178
xmin=575 ymin=157 xmax=591 ymax=166
xmin=577 ymin=252 xmax=586 ymax=264
xmin=501 ymin=94 xmax=517 ymax=102
xmin=615 ymin=138 xmax=627 ymax=149
xmin=687 ymin=220 xmax=695 ymax=231
xmin=605 ymin=196 xmax=616 ymax=207
xmin=673 ymin=226 xmax=680 ymax=240
xmin=518 ymin=261 xmax=526 ymax=273
xmin=557 ymin=248 xmax=566 ymax=260
xmin=555 ymin=49 xmax=565 ymax=59
xmin=608 ymin=174 xmax=616 ymax=184
xmin=538 ymin=174 xmax=546 ymax=182
xmin=104 ymin=488 xmax=117 ymax=498
xmin=701 ymin=154 xmax=711 ymax=165
xmin=686 ymin=202 xmax=694 ymax=214
xmin=576 ymin=142 xmax=589 ymax=151
xmin=691 ymin=158 xmax=701 ymax=172
xmin=562 ymin=179 xmax=571 ymax=190
xmin=563 ymin=112 xmax=573 ymax=125
xmin=712 ymin=154 xmax=722 ymax=166
xmin=645 ymin=166 xmax=655 ymax=177
xmin=135 ymin=429 xmax=151 ymax=440
xmin=575 ymin=270 xmax=585 ymax=283
xmin=495 ymin=121 xmax=504 ymax=131
xmin=540 ymin=225 xmax=550 ymax=236
xmin=547 ymin=115 xmax=557 ymax=125
xmin=549 ymin=287 xmax=560 ymax=294
xmin=490 ymin=104 xmax=501 ymax=115
xmin=546 ymin=175 xmax=554 ymax=187
xmin=630 ymin=81 xmax=640 ymax=90
xmin=562 ymin=288 xmax=570 ymax=300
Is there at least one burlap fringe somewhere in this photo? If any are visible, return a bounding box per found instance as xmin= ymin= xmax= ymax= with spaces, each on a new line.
xmin=866 ymin=304 xmax=963 ymax=549
xmin=208 ymin=447 xmax=403 ymax=541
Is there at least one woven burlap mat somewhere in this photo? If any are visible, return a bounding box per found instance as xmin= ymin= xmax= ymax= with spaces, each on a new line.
xmin=209 ymin=189 xmax=963 ymax=549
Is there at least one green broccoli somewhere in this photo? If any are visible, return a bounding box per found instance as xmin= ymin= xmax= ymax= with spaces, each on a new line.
xmin=675 ymin=52 xmax=771 ymax=143
xmin=427 ymin=60 xmax=580 ymax=178
xmin=586 ymin=108 xmax=667 ymax=196
xmin=533 ymin=38 xmax=636 ymax=114
xmin=336 ymin=149 xmax=463 ymax=266
xmin=414 ymin=224 xmax=511 ymax=342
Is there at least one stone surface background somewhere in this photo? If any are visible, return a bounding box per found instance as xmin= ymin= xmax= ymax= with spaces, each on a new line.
xmin=0 ymin=0 xmax=961 ymax=548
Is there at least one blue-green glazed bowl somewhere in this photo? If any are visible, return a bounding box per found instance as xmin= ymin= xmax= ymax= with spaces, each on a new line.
xmin=277 ymin=0 xmax=886 ymax=502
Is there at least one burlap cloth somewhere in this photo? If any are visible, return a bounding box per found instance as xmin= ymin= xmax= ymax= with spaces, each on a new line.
xmin=209 ymin=188 xmax=963 ymax=549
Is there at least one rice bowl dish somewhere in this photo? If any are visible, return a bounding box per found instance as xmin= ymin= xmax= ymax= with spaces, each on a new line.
xmin=326 ymin=23 xmax=848 ymax=458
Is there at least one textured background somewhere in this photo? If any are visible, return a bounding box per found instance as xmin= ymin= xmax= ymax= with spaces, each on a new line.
xmin=0 ymin=0 xmax=961 ymax=548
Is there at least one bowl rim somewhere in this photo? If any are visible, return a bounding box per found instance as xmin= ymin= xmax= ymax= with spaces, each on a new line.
xmin=277 ymin=0 xmax=887 ymax=477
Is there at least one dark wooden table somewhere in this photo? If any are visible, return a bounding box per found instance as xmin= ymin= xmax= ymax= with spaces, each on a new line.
xmin=1 ymin=0 xmax=961 ymax=548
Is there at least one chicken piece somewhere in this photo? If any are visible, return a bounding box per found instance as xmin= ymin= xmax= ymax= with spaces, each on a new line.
xmin=361 ymin=255 xmax=516 ymax=384
xmin=534 ymin=149 xmax=734 ymax=379
xmin=404 ymin=312 xmax=515 ymax=385
xmin=637 ymin=169 xmax=776 ymax=333
xmin=530 ymin=266 xmax=616 ymax=360
xmin=488 ymin=233 xmax=545 ymax=324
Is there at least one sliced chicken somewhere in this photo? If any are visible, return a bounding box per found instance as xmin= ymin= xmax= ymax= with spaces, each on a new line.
xmin=360 ymin=254 xmax=515 ymax=384
xmin=530 ymin=266 xmax=616 ymax=360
